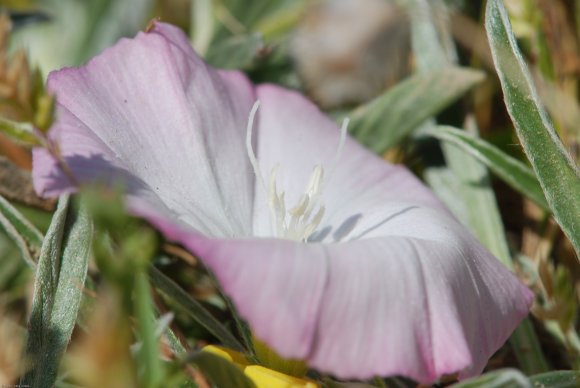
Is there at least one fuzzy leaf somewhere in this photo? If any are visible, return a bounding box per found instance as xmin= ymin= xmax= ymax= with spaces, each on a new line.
xmin=486 ymin=0 xmax=580 ymax=257
xmin=349 ymin=67 xmax=484 ymax=153
xmin=74 ymin=0 xmax=155 ymax=65
xmin=529 ymin=371 xmax=580 ymax=388
xmin=22 ymin=195 xmax=92 ymax=387
xmin=0 ymin=194 xmax=43 ymax=268
xmin=205 ymin=33 xmax=264 ymax=70
xmin=0 ymin=118 xmax=41 ymax=145
xmin=425 ymin=126 xmax=548 ymax=210
xmin=452 ymin=369 xmax=530 ymax=387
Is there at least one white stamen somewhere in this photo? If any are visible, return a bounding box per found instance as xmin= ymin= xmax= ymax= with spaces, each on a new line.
xmin=303 ymin=205 xmax=325 ymax=239
xmin=306 ymin=165 xmax=324 ymax=197
xmin=289 ymin=195 xmax=310 ymax=216
xmin=268 ymin=164 xmax=286 ymax=234
xmin=245 ymin=104 xmax=351 ymax=242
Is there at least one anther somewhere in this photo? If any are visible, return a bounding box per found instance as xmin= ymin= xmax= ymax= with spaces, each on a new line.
xmin=245 ymin=101 xmax=351 ymax=242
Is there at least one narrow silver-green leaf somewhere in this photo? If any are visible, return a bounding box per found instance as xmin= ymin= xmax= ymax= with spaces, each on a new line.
xmin=425 ymin=126 xmax=549 ymax=210
xmin=215 ymin=0 xmax=299 ymax=39
xmin=423 ymin=167 xmax=468 ymax=221
xmin=13 ymin=0 xmax=153 ymax=72
xmin=74 ymin=0 xmax=155 ymax=64
xmin=22 ymin=195 xmax=92 ymax=387
xmin=441 ymin=121 xmax=513 ymax=270
xmin=349 ymin=67 xmax=484 ymax=153
xmin=452 ymin=369 xmax=530 ymax=388
xmin=149 ymin=266 xmax=244 ymax=352
xmin=0 ymin=195 xmax=44 ymax=248
xmin=0 ymin=195 xmax=40 ymax=269
xmin=0 ymin=118 xmax=41 ymax=145
xmin=187 ymin=351 xmax=256 ymax=388
xmin=205 ymin=33 xmax=264 ymax=70
xmin=529 ymin=371 xmax=580 ymax=388
xmin=486 ymin=0 xmax=580 ymax=257
xmin=191 ymin=0 xmax=214 ymax=55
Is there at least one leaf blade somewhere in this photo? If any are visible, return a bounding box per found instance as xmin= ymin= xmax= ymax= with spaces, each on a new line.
xmin=22 ymin=195 xmax=92 ymax=387
xmin=529 ymin=371 xmax=580 ymax=388
xmin=135 ymin=271 xmax=164 ymax=388
xmin=149 ymin=265 xmax=245 ymax=352
xmin=349 ymin=67 xmax=484 ymax=153
xmin=486 ymin=0 xmax=580 ymax=257
xmin=452 ymin=368 xmax=531 ymax=388
xmin=425 ymin=125 xmax=548 ymax=210
xmin=0 ymin=194 xmax=44 ymax=248
xmin=205 ymin=33 xmax=264 ymax=70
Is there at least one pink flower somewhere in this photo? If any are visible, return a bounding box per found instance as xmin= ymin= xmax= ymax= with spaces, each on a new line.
xmin=32 ymin=22 xmax=532 ymax=383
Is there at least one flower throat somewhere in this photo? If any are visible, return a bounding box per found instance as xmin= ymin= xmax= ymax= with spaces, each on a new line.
xmin=245 ymin=101 xmax=348 ymax=242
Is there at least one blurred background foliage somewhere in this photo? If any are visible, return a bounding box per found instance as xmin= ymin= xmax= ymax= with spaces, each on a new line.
xmin=0 ymin=0 xmax=579 ymax=387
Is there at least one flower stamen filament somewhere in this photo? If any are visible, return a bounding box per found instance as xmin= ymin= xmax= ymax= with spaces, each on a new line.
xmin=245 ymin=100 xmax=348 ymax=242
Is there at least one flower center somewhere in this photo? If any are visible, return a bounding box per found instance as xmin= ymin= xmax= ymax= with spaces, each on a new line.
xmin=245 ymin=101 xmax=348 ymax=242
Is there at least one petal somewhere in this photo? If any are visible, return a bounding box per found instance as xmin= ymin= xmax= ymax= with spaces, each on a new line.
xmin=33 ymin=22 xmax=257 ymax=237
xmin=307 ymin=209 xmax=533 ymax=382
xmin=252 ymin=85 xmax=449 ymax=237
xmin=180 ymin=208 xmax=532 ymax=383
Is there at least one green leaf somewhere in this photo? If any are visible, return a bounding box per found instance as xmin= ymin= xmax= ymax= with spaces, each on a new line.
xmin=423 ymin=166 xmax=469 ymax=222
xmin=22 ymin=195 xmax=92 ymax=387
xmin=187 ymin=351 xmax=256 ymax=388
xmin=148 ymin=265 xmax=244 ymax=352
xmin=74 ymin=0 xmax=155 ymax=65
xmin=452 ymin=369 xmax=530 ymax=387
xmin=456 ymin=370 xmax=580 ymax=388
xmin=191 ymin=0 xmax=215 ymax=55
xmin=529 ymin=371 xmax=580 ymax=388
xmin=509 ymin=319 xmax=551 ymax=374
xmin=13 ymin=0 xmax=154 ymax=73
xmin=0 ymin=118 xmax=41 ymax=145
xmin=439 ymin=120 xmax=515 ymax=270
xmin=405 ymin=0 xmax=452 ymax=71
xmin=486 ymin=0 xmax=580 ymax=257
xmin=0 ymin=194 xmax=43 ymax=269
xmin=0 ymin=195 xmax=44 ymax=248
xmin=424 ymin=126 xmax=548 ymax=210
xmin=349 ymin=67 xmax=484 ymax=153
xmin=254 ymin=1 xmax=307 ymax=40
xmin=214 ymin=0 xmax=300 ymax=39
xmin=205 ymin=33 xmax=264 ymax=70
xmin=135 ymin=271 xmax=164 ymax=388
